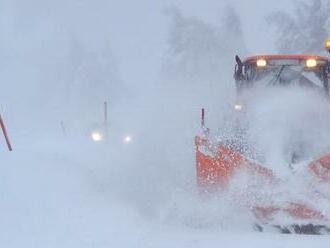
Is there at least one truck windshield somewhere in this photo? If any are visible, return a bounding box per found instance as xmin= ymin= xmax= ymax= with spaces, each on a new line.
xmin=247 ymin=64 xmax=325 ymax=89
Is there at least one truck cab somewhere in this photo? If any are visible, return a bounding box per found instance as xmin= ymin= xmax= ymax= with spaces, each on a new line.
xmin=234 ymin=55 xmax=330 ymax=95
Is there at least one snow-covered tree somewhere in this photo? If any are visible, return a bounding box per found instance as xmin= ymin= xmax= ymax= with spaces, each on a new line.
xmin=268 ymin=0 xmax=330 ymax=54
xmin=63 ymin=35 xmax=124 ymax=124
xmin=69 ymin=39 xmax=122 ymax=103
xmin=221 ymin=6 xmax=247 ymax=58
xmin=165 ymin=8 xmax=221 ymax=82
xmin=163 ymin=6 xmax=246 ymax=84
xmin=160 ymin=6 xmax=247 ymax=121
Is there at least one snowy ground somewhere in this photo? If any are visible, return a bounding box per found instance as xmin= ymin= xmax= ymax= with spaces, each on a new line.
xmin=1 ymin=1 xmax=330 ymax=246
xmin=1 ymin=129 xmax=330 ymax=248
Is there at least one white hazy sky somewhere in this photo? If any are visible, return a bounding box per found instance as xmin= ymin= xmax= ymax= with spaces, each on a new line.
xmin=0 ymin=0 xmax=295 ymax=96
xmin=97 ymin=0 xmax=295 ymax=86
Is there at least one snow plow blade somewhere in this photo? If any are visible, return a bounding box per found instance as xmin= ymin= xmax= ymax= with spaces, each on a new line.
xmin=195 ymin=136 xmax=274 ymax=189
xmin=195 ymin=135 xmax=330 ymax=234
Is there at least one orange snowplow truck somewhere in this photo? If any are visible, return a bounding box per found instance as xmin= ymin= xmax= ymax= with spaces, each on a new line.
xmin=195 ymin=40 xmax=330 ymax=234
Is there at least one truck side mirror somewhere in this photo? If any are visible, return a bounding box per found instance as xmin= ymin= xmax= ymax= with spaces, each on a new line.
xmin=235 ymin=55 xmax=243 ymax=80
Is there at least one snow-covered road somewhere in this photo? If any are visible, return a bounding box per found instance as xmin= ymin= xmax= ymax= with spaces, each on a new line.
xmin=0 ymin=133 xmax=329 ymax=248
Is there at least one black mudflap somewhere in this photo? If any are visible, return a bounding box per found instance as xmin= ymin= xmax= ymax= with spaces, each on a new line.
xmin=255 ymin=223 xmax=330 ymax=235
xmin=274 ymin=224 xmax=330 ymax=235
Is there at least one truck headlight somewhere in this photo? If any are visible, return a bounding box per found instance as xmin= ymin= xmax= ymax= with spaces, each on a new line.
xmin=91 ymin=131 xmax=103 ymax=142
xmin=306 ymin=58 xmax=317 ymax=68
xmin=256 ymin=59 xmax=267 ymax=67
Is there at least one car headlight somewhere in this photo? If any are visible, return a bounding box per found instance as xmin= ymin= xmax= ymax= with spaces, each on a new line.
xmin=123 ymin=135 xmax=132 ymax=144
xmin=91 ymin=131 xmax=103 ymax=142
xmin=234 ymin=103 xmax=243 ymax=111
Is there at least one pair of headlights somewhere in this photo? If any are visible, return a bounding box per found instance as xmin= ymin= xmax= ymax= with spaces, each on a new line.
xmin=256 ymin=58 xmax=319 ymax=68
xmin=91 ymin=131 xmax=132 ymax=144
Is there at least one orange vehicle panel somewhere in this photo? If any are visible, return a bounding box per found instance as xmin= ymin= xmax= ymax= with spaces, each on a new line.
xmin=309 ymin=153 xmax=330 ymax=181
xmin=244 ymin=54 xmax=329 ymax=63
